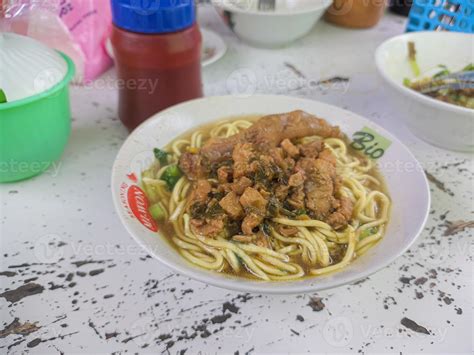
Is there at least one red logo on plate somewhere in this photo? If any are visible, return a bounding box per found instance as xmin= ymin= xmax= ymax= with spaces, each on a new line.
xmin=127 ymin=173 xmax=138 ymax=183
xmin=127 ymin=185 xmax=158 ymax=232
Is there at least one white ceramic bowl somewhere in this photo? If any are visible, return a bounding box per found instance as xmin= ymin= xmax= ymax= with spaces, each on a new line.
xmin=111 ymin=95 xmax=430 ymax=294
xmin=211 ymin=0 xmax=332 ymax=47
xmin=375 ymin=31 xmax=474 ymax=152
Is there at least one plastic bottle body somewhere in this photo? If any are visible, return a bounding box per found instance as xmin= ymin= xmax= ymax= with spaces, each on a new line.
xmin=111 ymin=23 xmax=203 ymax=131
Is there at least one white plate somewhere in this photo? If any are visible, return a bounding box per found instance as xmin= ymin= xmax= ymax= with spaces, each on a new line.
xmin=375 ymin=31 xmax=474 ymax=152
xmin=105 ymin=28 xmax=226 ymax=67
xmin=111 ymin=95 xmax=430 ymax=294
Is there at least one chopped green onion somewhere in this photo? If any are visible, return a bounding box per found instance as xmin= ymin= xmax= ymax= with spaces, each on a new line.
xmin=360 ymin=227 xmax=378 ymax=239
xmin=407 ymin=42 xmax=421 ymax=77
xmin=149 ymin=203 xmax=166 ymax=221
xmin=160 ymin=165 xmax=182 ymax=191
xmin=0 ymin=89 xmax=7 ymax=104
xmin=403 ymin=78 xmax=411 ymax=87
xmin=153 ymin=148 xmax=169 ymax=166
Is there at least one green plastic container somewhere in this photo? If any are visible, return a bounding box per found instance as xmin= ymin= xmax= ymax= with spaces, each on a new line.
xmin=0 ymin=53 xmax=75 ymax=183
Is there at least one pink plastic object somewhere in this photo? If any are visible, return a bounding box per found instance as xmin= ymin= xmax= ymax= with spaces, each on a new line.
xmin=0 ymin=0 xmax=113 ymax=83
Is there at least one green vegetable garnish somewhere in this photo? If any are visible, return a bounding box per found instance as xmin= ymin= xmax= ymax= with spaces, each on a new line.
xmin=360 ymin=227 xmax=378 ymax=239
xmin=153 ymin=148 xmax=169 ymax=166
xmin=0 ymin=89 xmax=7 ymax=104
xmin=403 ymin=78 xmax=411 ymax=87
xmin=205 ymin=203 xmax=224 ymax=218
xmin=407 ymin=42 xmax=421 ymax=77
xmin=262 ymin=222 xmax=271 ymax=236
xmin=149 ymin=203 xmax=166 ymax=221
xmin=160 ymin=165 xmax=182 ymax=190
xmin=433 ymin=65 xmax=450 ymax=79
xmin=462 ymin=63 xmax=474 ymax=72
xmin=295 ymin=209 xmax=307 ymax=216
xmin=280 ymin=207 xmax=297 ymax=218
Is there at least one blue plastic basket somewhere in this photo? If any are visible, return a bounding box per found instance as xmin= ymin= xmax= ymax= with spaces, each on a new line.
xmin=406 ymin=0 xmax=474 ymax=33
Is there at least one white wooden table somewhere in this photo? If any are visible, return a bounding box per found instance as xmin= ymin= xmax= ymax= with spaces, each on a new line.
xmin=1 ymin=6 xmax=472 ymax=354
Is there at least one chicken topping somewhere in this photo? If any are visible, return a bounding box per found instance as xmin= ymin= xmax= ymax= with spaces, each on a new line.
xmin=182 ymin=111 xmax=353 ymax=238
xmin=239 ymin=187 xmax=268 ymax=213
xmin=219 ymin=192 xmax=244 ymax=219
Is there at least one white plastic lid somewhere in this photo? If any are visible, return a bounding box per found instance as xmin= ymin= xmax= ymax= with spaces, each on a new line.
xmin=0 ymin=32 xmax=68 ymax=102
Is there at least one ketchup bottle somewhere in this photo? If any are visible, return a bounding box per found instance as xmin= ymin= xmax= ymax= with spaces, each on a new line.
xmin=110 ymin=0 xmax=203 ymax=131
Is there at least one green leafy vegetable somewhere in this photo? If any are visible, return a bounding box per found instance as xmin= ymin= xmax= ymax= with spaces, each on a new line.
xmin=433 ymin=65 xmax=450 ymax=79
xmin=267 ymin=197 xmax=280 ymax=217
xmin=0 ymin=89 xmax=7 ymax=104
xmin=204 ymin=203 xmax=224 ymax=218
xmin=149 ymin=203 xmax=166 ymax=221
xmin=226 ymin=220 xmax=241 ymax=237
xmin=360 ymin=227 xmax=378 ymax=239
xmin=295 ymin=209 xmax=307 ymax=216
xmin=190 ymin=202 xmax=207 ymax=218
xmin=160 ymin=165 xmax=182 ymax=190
xmin=280 ymin=208 xmax=297 ymax=218
xmin=262 ymin=221 xmax=271 ymax=236
xmin=153 ymin=148 xmax=169 ymax=166
xmin=462 ymin=63 xmax=474 ymax=72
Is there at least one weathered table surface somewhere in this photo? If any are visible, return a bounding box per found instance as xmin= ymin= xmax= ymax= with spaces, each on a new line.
xmin=1 ymin=6 xmax=472 ymax=354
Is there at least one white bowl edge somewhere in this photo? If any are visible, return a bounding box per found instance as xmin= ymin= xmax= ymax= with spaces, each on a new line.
xmin=111 ymin=95 xmax=431 ymax=294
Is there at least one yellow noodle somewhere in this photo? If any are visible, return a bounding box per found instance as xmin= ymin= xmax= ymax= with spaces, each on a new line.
xmin=224 ymin=249 xmax=241 ymax=273
xmin=172 ymin=237 xmax=202 ymax=252
xmin=171 ymin=139 xmax=189 ymax=156
xmin=357 ymin=231 xmax=383 ymax=251
xmin=237 ymin=243 xmax=289 ymax=261
xmin=271 ymin=229 xmax=317 ymax=264
xmin=180 ymin=250 xmax=223 ymax=270
xmin=253 ymin=260 xmax=289 ymax=276
xmin=169 ymin=200 xmax=186 ymax=222
xmin=141 ymin=117 xmax=390 ymax=281
xmin=310 ymin=228 xmax=356 ymax=275
xmin=277 ymin=245 xmax=298 ymax=254
xmin=258 ymin=254 xmax=298 ymax=273
xmin=268 ymin=264 xmax=305 ymax=281
xmin=273 ymin=218 xmax=332 ymax=230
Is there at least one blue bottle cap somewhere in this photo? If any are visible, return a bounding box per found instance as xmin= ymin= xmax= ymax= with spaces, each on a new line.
xmin=111 ymin=0 xmax=196 ymax=34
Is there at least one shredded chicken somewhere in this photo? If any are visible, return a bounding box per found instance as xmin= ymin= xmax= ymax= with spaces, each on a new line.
xmin=327 ymin=196 xmax=354 ymax=230
xmin=219 ymin=192 xmax=244 ymax=219
xmin=187 ymin=180 xmax=211 ymax=210
xmin=288 ymin=171 xmax=305 ymax=187
xmin=182 ymin=111 xmax=353 ymax=238
xmin=190 ymin=216 xmax=225 ymax=237
xmin=281 ymin=138 xmax=300 ymax=158
xmin=231 ymin=176 xmax=253 ymax=195
xmin=240 ymin=187 xmax=268 ymax=213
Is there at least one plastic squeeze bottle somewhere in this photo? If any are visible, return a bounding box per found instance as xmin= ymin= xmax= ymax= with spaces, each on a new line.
xmin=110 ymin=0 xmax=203 ymax=131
